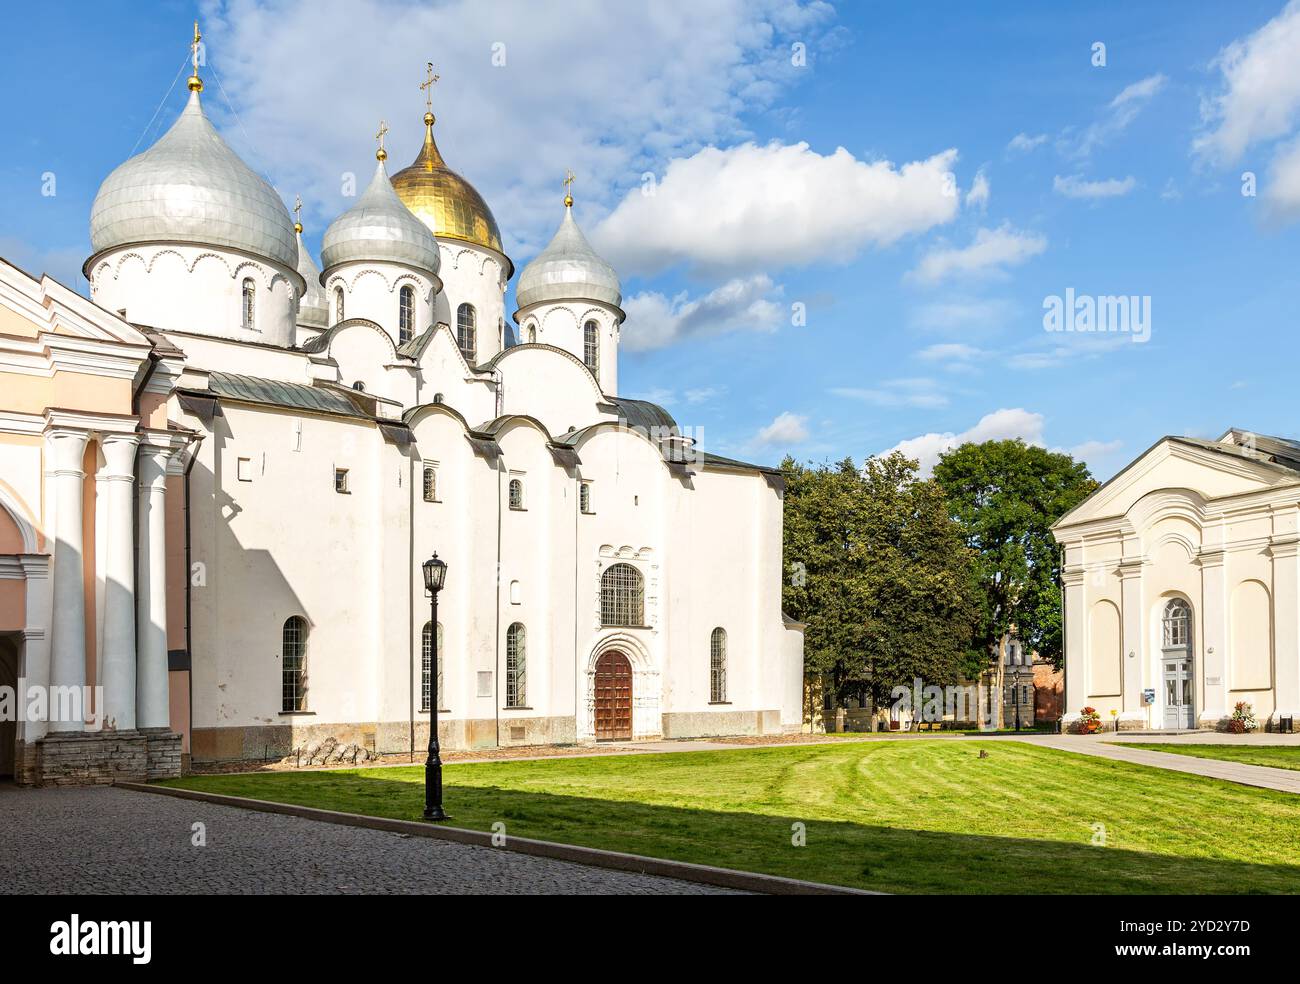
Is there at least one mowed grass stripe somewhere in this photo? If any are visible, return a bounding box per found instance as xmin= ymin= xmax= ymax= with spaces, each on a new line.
xmin=163 ymin=740 xmax=1300 ymax=893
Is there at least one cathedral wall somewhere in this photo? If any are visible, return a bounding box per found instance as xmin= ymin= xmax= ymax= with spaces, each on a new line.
xmin=494 ymin=347 xmax=607 ymax=436
xmin=432 ymin=241 xmax=507 ymax=364
xmin=516 ymin=301 xmax=620 ymax=395
xmin=322 ymin=262 xmax=438 ymax=353
xmin=90 ymin=245 xmax=297 ymax=347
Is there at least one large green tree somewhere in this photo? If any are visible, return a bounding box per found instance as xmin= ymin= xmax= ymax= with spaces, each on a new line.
xmin=782 ymin=452 xmax=979 ymax=709
xmin=931 ymin=439 xmax=1097 ymax=670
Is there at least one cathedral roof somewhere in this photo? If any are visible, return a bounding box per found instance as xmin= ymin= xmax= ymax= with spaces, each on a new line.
xmin=294 ymin=228 xmax=328 ymax=328
xmin=515 ymin=203 xmax=622 ymax=314
xmin=391 ymin=113 xmax=508 ymax=268
xmin=89 ymin=89 xmax=298 ymax=270
xmin=321 ymin=159 xmax=441 ymax=274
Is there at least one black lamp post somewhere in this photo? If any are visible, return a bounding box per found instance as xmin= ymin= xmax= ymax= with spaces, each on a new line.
xmin=422 ymin=552 xmax=448 ymax=821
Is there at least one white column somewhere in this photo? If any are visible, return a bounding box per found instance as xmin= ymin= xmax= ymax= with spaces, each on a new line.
xmin=1061 ymin=566 xmax=1086 ymax=725
xmin=1270 ymin=535 xmax=1300 ymax=723
xmin=1118 ymin=557 xmax=1146 ymax=726
xmin=136 ymin=444 xmax=174 ymax=730
xmin=100 ymin=433 xmax=140 ymax=731
xmin=1198 ymin=548 xmax=1228 ymax=725
xmin=47 ymin=429 xmax=89 ymax=734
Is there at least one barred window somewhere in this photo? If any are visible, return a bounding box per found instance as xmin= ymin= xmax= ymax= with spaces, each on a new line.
xmin=423 ymin=465 xmax=437 ymax=502
xmin=399 ymin=285 xmax=415 ymax=345
xmin=457 ymin=303 xmax=477 ymax=361
xmin=421 ymin=621 xmax=444 ymax=712
xmin=710 ymin=627 xmax=727 ymax=703
xmin=583 ymin=319 xmax=599 ymax=377
xmin=241 ymin=279 xmax=256 ymax=331
xmin=509 ymin=478 xmax=524 ymax=510
xmin=579 ymin=481 xmax=592 ymax=514
xmin=282 ymin=616 xmax=307 ymax=712
xmin=334 ymin=286 xmax=345 ymax=324
xmin=506 ymin=622 xmax=526 ymax=707
xmin=1162 ymin=599 xmax=1191 ymax=648
xmin=600 ymin=563 xmax=644 ymax=627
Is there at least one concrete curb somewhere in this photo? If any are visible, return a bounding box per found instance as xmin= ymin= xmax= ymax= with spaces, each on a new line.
xmin=116 ymin=781 xmax=880 ymax=896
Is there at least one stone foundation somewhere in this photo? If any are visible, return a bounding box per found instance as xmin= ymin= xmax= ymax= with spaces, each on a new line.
xmin=13 ymin=730 xmax=184 ymax=787
xmin=144 ymin=730 xmax=183 ymax=780
xmin=660 ymin=708 xmax=781 ymax=739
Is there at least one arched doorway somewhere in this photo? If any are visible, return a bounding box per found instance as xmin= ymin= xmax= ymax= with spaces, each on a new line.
xmin=1161 ymin=598 xmax=1194 ymax=729
xmin=0 ymin=636 xmax=17 ymax=778
xmin=594 ymin=651 xmax=632 ymax=741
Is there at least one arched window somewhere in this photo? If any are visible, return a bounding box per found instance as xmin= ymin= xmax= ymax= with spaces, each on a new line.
xmin=506 ymin=622 xmax=526 ymax=707
xmin=352 ymin=380 xmax=366 ymax=392
xmin=508 ymin=478 xmax=524 ymax=510
xmin=423 ymin=465 xmax=437 ymax=503
xmin=399 ymin=285 xmax=415 ymax=345
xmin=282 ymin=616 xmax=307 ymax=712
xmin=710 ymin=627 xmax=727 ymax=702
xmin=421 ymin=621 xmax=444 ymax=712
xmin=241 ymin=278 xmax=256 ymax=331
xmin=1163 ymin=599 xmax=1191 ymax=648
xmin=457 ymin=303 xmax=477 ymax=361
xmin=333 ymin=286 xmax=345 ymax=324
xmin=528 ymin=323 xmax=537 ymax=343
xmin=600 ymin=563 xmax=644 ymax=627
xmin=583 ymin=319 xmax=599 ymax=377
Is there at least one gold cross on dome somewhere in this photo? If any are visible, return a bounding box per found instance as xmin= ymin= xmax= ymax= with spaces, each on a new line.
xmin=420 ymin=62 xmax=440 ymax=113
xmin=563 ymin=169 xmax=575 ymax=207
xmin=375 ymin=119 xmax=389 ymax=160
xmin=292 ymin=195 xmax=303 ymax=232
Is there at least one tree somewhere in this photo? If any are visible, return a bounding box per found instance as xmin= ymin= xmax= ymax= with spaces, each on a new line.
xmin=782 ymin=452 xmax=980 ymax=711
xmin=931 ymin=439 xmax=1097 ymax=670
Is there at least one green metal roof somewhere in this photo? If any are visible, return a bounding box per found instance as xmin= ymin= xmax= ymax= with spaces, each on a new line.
xmin=207 ymin=371 xmax=362 ymax=417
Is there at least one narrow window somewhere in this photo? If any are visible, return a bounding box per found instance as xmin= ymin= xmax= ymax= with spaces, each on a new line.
xmin=528 ymin=324 xmax=537 ymax=343
xmin=423 ymin=465 xmax=437 ymax=502
xmin=241 ymin=278 xmax=256 ymax=331
xmin=352 ymin=380 xmax=366 ymax=392
xmin=333 ymin=286 xmax=345 ymax=324
xmin=399 ymin=284 xmax=414 ymax=345
xmin=579 ymin=481 xmax=592 ymax=514
xmin=282 ymin=616 xmax=307 ymax=712
xmin=421 ymin=621 xmax=445 ymax=712
xmin=600 ymin=563 xmax=644 ymax=627
xmin=508 ymin=478 xmax=524 ymax=510
xmin=583 ymin=319 xmax=599 ymax=378
xmin=710 ymin=627 xmax=727 ymax=703
xmin=506 ymin=622 xmax=526 ymax=708
xmin=334 ymin=468 xmax=349 ymax=494
xmin=457 ymin=302 xmax=477 ymax=361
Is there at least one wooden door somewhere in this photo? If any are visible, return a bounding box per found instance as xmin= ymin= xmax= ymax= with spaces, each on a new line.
xmin=594 ymin=651 xmax=632 ymax=741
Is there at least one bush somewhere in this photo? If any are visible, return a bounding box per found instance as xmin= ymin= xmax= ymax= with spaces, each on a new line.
xmin=1078 ymin=706 xmax=1101 ymax=735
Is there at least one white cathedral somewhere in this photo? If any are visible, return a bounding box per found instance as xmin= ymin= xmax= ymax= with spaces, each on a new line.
xmin=0 ymin=41 xmax=803 ymax=783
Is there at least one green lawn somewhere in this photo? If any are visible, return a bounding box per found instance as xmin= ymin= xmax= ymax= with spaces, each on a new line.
xmin=162 ymin=740 xmax=1300 ymax=894
xmin=1121 ymin=742 xmax=1300 ymax=772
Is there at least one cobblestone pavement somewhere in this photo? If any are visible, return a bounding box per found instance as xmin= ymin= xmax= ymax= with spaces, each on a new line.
xmin=0 ymin=785 xmax=738 ymax=895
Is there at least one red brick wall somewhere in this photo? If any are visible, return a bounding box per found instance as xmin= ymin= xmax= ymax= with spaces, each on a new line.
xmin=1034 ymin=660 xmax=1063 ymax=722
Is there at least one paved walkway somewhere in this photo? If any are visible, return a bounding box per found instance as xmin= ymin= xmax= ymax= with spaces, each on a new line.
xmin=0 ymin=784 xmax=737 ymax=895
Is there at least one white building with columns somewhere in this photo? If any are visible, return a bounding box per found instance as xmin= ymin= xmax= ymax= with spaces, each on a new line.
xmin=0 ymin=46 xmax=803 ymax=783
xmin=1052 ymin=430 xmax=1300 ymax=732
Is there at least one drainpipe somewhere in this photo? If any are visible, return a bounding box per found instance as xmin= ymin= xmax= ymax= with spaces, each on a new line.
xmin=408 ymin=448 xmax=416 ymax=761
xmin=494 ymin=456 xmax=503 ymax=747
xmin=182 ymin=435 xmax=202 ymax=760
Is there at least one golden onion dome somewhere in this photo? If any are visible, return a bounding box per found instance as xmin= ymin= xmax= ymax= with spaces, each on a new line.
xmin=391 ymin=114 xmax=511 ymax=274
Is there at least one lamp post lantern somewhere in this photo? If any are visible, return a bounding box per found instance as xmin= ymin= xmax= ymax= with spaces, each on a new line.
xmin=422 ymin=552 xmax=448 ymax=821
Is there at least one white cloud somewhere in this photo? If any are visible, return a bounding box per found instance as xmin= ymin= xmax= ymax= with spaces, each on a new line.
xmin=1264 ymin=134 xmax=1300 ymax=222
xmin=910 ymin=297 xmax=1015 ymax=334
xmin=877 ymin=408 xmax=1045 ymax=477
xmin=830 ymin=377 xmax=950 ymax=409
xmin=621 ymin=274 xmax=783 ymax=351
xmin=1194 ymin=0 xmax=1300 ymax=164
xmin=199 ymin=0 xmax=837 ymax=254
xmin=753 ymin=411 xmax=809 ymax=447
xmin=592 ymin=142 xmax=962 ymax=277
xmin=907 ymin=223 xmax=1046 ymax=284
xmin=917 ymin=342 xmax=983 ymax=362
xmin=1007 ymin=132 xmax=1047 ymax=154
xmin=1068 ymin=438 xmax=1123 ymax=461
xmin=965 ymin=169 xmax=990 ymax=210
xmin=1053 ymin=174 xmax=1137 ymax=199
xmin=1063 ymin=73 xmax=1166 ymax=158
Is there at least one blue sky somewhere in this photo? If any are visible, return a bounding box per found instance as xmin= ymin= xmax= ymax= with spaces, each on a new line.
xmin=4 ymin=1 xmax=1300 ymax=479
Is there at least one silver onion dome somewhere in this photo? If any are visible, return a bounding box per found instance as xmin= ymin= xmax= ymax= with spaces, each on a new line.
xmin=89 ymin=89 xmax=298 ymax=270
xmin=320 ymin=160 xmax=440 ymax=274
xmin=516 ymin=205 xmax=622 ymax=312
xmin=294 ymin=230 xmax=328 ymax=328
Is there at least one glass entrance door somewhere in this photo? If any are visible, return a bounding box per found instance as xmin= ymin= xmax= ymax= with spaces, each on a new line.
xmin=1162 ymin=657 xmax=1193 ymax=729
